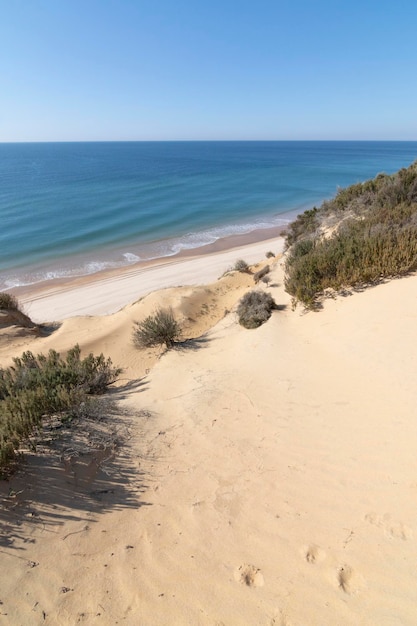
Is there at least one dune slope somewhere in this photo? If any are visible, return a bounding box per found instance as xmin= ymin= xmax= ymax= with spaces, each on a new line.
xmin=1 ymin=257 xmax=416 ymax=625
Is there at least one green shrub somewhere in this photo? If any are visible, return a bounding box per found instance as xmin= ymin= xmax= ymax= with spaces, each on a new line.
xmin=133 ymin=308 xmax=181 ymax=349
xmin=284 ymin=160 xmax=417 ymax=308
xmin=0 ymin=345 xmax=121 ymax=470
xmin=284 ymin=207 xmax=319 ymax=249
xmin=237 ymin=291 xmax=277 ymax=329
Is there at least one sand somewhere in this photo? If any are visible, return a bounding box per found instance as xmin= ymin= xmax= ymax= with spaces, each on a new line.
xmin=14 ymin=233 xmax=284 ymax=323
xmin=1 ymin=234 xmax=417 ymax=625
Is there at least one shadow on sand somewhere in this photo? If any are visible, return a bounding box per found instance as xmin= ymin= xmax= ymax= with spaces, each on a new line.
xmin=0 ymin=398 xmax=152 ymax=551
xmin=173 ymin=335 xmax=212 ymax=352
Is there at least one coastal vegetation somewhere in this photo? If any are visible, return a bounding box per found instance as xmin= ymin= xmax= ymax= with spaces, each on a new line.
xmin=253 ymin=264 xmax=270 ymax=283
xmin=133 ymin=307 xmax=182 ymax=349
xmin=0 ymin=292 xmax=19 ymax=311
xmin=0 ymin=345 xmax=121 ymax=471
xmin=233 ymin=259 xmax=250 ymax=272
xmin=0 ymin=291 xmax=38 ymax=330
xmin=237 ymin=290 xmax=277 ymax=329
xmin=284 ymin=161 xmax=417 ymax=308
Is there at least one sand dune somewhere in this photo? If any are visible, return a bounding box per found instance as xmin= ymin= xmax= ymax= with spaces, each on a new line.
xmin=1 ymin=240 xmax=416 ymax=625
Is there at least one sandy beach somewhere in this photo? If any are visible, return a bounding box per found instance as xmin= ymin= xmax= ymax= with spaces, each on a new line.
xmin=1 ymin=233 xmax=417 ymax=625
xmin=14 ymin=227 xmax=286 ymax=322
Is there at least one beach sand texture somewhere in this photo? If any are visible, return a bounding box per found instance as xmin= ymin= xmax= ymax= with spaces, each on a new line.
xmin=1 ymin=237 xmax=416 ymax=625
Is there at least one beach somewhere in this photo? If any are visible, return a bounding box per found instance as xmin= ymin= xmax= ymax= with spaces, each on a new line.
xmin=14 ymin=226 xmax=286 ymax=322
xmin=1 ymin=231 xmax=417 ymax=625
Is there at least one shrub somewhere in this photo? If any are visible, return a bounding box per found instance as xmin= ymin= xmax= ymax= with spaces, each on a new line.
xmin=0 ymin=345 xmax=121 ymax=470
xmin=237 ymin=291 xmax=277 ymax=329
xmin=233 ymin=259 xmax=250 ymax=272
xmin=265 ymin=251 xmax=275 ymax=259
xmin=133 ymin=307 xmax=181 ymax=349
xmin=284 ymin=160 xmax=417 ymax=308
xmin=284 ymin=207 xmax=319 ymax=249
xmin=0 ymin=292 xmax=19 ymax=311
xmin=253 ymin=265 xmax=270 ymax=283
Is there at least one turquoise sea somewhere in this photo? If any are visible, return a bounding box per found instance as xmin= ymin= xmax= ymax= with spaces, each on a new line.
xmin=1 ymin=141 xmax=416 ymax=290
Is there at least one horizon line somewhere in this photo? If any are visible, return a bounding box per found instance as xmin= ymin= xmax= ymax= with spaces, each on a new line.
xmin=1 ymin=138 xmax=417 ymax=144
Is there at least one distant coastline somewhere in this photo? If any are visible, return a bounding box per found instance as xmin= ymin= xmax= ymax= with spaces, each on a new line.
xmin=1 ymin=140 xmax=416 ymax=291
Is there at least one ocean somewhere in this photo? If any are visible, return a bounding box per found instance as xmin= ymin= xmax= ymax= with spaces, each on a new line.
xmin=1 ymin=141 xmax=416 ymax=290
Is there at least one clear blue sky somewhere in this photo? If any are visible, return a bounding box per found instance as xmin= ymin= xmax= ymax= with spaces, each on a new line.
xmin=1 ymin=0 xmax=417 ymax=141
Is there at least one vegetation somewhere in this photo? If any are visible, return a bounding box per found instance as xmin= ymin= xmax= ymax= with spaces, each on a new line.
xmin=265 ymin=251 xmax=275 ymax=259
xmin=237 ymin=290 xmax=277 ymax=329
xmin=0 ymin=292 xmax=37 ymax=329
xmin=0 ymin=292 xmax=19 ymax=311
xmin=284 ymin=161 xmax=417 ymax=308
xmin=253 ymin=265 xmax=270 ymax=283
xmin=133 ymin=307 xmax=182 ymax=349
xmin=0 ymin=345 xmax=121 ymax=470
xmin=233 ymin=259 xmax=250 ymax=272
xmin=284 ymin=208 xmax=319 ymax=250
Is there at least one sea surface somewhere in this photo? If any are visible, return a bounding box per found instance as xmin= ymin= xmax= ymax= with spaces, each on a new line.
xmin=1 ymin=141 xmax=416 ymax=290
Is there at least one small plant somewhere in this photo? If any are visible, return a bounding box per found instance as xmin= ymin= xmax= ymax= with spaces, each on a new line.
xmin=265 ymin=251 xmax=275 ymax=259
xmin=253 ymin=265 xmax=270 ymax=283
xmin=0 ymin=292 xmax=19 ymax=311
xmin=237 ymin=291 xmax=277 ymax=329
xmin=133 ymin=307 xmax=182 ymax=349
xmin=233 ymin=259 xmax=249 ymax=272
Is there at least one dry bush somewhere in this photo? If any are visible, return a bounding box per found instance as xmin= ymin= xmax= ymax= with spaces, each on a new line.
xmin=237 ymin=290 xmax=277 ymax=329
xmin=0 ymin=292 xmax=38 ymax=329
xmin=253 ymin=265 xmax=270 ymax=283
xmin=233 ymin=259 xmax=250 ymax=272
xmin=0 ymin=292 xmax=19 ymax=311
xmin=133 ymin=307 xmax=181 ymax=349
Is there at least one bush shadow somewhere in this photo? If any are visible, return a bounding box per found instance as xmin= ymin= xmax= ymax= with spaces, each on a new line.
xmin=0 ymin=402 xmax=152 ymax=551
xmin=173 ymin=336 xmax=212 ymax=352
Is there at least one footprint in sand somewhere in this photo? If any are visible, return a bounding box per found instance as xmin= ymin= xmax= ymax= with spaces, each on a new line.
xmin=235 ymin=564 xmax=264 ymax=587
xmin=365 ymin=512 xmax=413 ymax=541
xmin=304 ymin=544 xmax=326 ymax=564
xmin=337 ymin=565 xmax=365 ymax=594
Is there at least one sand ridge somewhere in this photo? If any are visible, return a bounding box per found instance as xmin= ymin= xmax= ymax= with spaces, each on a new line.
xmin=1 ymin=240 xmax=417 ymax=625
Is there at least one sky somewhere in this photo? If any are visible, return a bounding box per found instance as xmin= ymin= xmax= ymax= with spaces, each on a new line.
xmin=1 ymin=0 xmax=417 ymax=141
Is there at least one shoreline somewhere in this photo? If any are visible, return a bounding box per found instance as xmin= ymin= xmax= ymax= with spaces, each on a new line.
xmin=3 ymin=216 xmax=293 ymax=290
xmin=14 ymin=225 xmax=286 ymax=322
